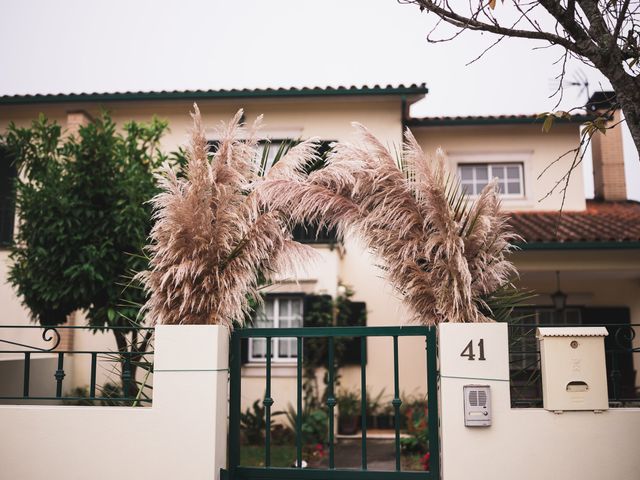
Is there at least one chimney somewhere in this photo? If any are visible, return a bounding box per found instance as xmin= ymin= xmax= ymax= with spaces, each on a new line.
xmin=65 ymin=110 xmax=92 ymax=138
xmin=587 ymin=92 xmax=627 ymax=201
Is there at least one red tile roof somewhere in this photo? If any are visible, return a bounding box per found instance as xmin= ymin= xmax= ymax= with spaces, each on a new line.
xmin=407 ymin=113 xmax=592 ymax=127
xmin=509 ymin=200 xmax=640 ymax=248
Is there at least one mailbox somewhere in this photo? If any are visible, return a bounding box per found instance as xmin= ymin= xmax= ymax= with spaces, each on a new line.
xmin=536 ymin=327 xmax=609 ymax=412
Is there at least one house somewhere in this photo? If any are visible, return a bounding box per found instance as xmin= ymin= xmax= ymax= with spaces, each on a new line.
xmin=0 ymin=85 xmax=638 ymax=410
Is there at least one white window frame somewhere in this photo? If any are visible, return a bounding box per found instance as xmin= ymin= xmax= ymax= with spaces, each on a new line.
xmin=248 ymin=296 xmax=304 ymax=363
xmin=458 ymin=162 xmax=525 ymax=199
xmin=448 ymin=151 xmax=534 ymax=207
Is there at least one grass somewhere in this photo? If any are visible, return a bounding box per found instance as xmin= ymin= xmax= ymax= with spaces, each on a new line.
xmin=240 ymin=445 xmax=298 ymax=468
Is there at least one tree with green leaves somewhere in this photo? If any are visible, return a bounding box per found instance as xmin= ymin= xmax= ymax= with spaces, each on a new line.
xmin=2 ymin=112 xmax=180 ymax=397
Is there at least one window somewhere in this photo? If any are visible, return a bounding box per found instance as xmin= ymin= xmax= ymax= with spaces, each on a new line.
xmin=249 ymin=296 xmax=303 ymax=362
xmin=208 ymin=139 xmax=334 ymax=175
xmin=458 ymin=163 xmax=524 ymax=197
xmin=0 ymin=149 xmax=16 ymax=246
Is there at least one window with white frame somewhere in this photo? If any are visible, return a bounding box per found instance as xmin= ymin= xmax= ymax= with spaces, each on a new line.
xmin=458 ymin=163 xmax=524 ymax=197
xmin=249 ymin=296 xmax=303 ymax=362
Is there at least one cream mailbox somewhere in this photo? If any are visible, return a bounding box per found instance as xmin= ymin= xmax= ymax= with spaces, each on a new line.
xmin=536 ymin=327 xmax=609 ymax=412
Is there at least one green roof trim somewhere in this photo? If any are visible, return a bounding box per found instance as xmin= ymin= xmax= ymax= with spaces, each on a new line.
xmin=407 ymin=114 xmax=592 ymax=127
xmin=514 ymin=241 xmax=640 ymax=251
xmin=0 ymin=84 xmax=429 ymax=106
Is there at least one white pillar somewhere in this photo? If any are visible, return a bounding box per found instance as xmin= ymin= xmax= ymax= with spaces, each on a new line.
xmin=154 ymin=325 xmax=230 ymax=480
xmin=438 ymin=323 xmax=510 ymax=480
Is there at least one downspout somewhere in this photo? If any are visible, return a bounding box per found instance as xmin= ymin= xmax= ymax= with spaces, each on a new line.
xmin=401 ymin=95 xmax=408 ymax=132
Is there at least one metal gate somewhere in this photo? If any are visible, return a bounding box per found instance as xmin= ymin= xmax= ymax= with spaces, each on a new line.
xmin=224 ymin=326 xmax=439 ymax=479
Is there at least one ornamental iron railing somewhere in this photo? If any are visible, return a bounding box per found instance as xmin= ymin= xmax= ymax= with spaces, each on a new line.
xmin=0 ymin=325 xmax=154 ymax=405
xmin=509 ymin=322 xmax=640 ymax=408
xmin=225 ymin=325 xmax=439 ymax=480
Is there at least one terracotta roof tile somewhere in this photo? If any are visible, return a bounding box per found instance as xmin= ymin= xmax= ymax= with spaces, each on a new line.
xmin=407 ymin=113 xmax=592 ymax=127
xmin=509 ymin=200 xmax=640 ymax=245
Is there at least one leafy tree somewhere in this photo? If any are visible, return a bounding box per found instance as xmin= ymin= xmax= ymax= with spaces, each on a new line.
xmin=401 ymin=0 xmax=640 ymax=156
xmin=2 ymin=112 xmax=178 ymax=396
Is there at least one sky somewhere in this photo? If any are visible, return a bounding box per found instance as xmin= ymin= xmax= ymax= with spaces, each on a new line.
xmin=1 ymin=0 xmax=637 ymax=200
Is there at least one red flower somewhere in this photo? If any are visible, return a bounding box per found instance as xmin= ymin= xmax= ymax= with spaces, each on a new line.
xmin=420 ymin=452 xmax=431 ymax=471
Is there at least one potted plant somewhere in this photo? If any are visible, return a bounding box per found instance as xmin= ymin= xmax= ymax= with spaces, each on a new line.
xmin=376 ymin=403 xmax=396 ymax=430
xmin=365 ymin=388 xmax=385 ymax=429
xmin=337 ymin=389 xmax=361 ymax=435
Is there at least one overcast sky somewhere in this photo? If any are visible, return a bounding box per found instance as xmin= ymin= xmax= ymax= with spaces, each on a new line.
xmin=1 ymin=0 xmax=637 ymax=200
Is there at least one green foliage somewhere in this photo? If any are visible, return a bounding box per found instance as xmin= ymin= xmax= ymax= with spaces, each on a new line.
xmin=2 ymin=112 xmax=178 ymax=327
xmin=284 ymin=404 xmax=328 ymax=447
xmin=365 ymin=388 xmax=385 ymax=417
xmin=400 ymin=396 xmax=429 ymax=454
xmin=336 ymin=388 xmax=360 ymax=418
xmin=301 ymin=288 xmax=367 ymax=408
xmin=240 ymin=399 xmax=282 ymax=445
xmin=63 ymin=382 xmax=126 ymax=407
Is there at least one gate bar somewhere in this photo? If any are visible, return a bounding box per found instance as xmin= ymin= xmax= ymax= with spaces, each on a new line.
xmin=264 ymin=338 xmax=273 ymax=467
xmin=426 ymin=329 xmax=440 ymax=479
xmin=229 ymin=332 xmax=242 ymax=476
xmin=327 ymin=337 xmax=336 ymax=469
xmin=360 ymin=336 xmax=367 ymax=470
xmin=392 ymin=335 xmax=402 ymax=471
xmin=296 ymin=336 xmax=303 ymax=468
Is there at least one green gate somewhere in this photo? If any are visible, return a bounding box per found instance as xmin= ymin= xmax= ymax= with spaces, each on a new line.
xmin=224 ymin=326 xmax=439 ymax=480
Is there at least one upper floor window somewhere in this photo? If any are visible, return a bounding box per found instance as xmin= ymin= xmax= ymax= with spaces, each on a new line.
xmin=459 ymin=163 xmax=524 ymax=198
xmin=249 ymin=296 xmax=303 ymax=363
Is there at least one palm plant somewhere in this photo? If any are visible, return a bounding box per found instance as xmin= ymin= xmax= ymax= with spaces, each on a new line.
xmin=257 ymin=125 xmax=522 ymax=324
xmin=138 ymin=106 xmax=317 ymax=327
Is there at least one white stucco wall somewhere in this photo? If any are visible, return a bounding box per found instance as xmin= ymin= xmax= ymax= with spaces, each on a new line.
xmin=412 ymin=123 xmax=586 ymax=211
xmin=0 ymin=325 xmax=229 ymax=480
xmin=439 ymin=323 xmax=640 ymax=480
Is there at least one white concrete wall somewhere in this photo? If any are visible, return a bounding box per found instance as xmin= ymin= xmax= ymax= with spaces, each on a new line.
xmin=0 ymin=325 xmax=229 ymax=480
xmin=439 ymin=323 xmax=640 ymax=480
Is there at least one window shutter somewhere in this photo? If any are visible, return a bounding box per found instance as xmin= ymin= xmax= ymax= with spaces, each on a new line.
xmin=0 ymin=148 xmax=16 ymax=246
xmin=340 ymin=301 xmax=367 ymax=365
xmin=240 ymin=337 xmax=249 ymax=365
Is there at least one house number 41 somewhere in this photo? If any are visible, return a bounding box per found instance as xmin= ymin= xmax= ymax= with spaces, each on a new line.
xmin=460 ymin=339 xmax=486 ymax=361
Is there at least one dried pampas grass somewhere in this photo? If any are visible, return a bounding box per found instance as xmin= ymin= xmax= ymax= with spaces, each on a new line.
xmin=138 ymin=105 xmax=317 ymax=327
xmin=257 ymin=124 xmax=520 ymax=324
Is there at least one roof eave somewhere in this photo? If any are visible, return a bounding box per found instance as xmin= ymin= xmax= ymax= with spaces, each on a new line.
xmin=0 ymin=85 xmax=429 ymax=106
xmin=513 ymin=241 xmax=640 ymax=251
xmin=407 ymin=116 xmax=592 ymax=128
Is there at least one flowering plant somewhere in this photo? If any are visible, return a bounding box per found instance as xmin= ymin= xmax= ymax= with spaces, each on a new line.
xmin=420 ymin=452 xmax=431 ymax=471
